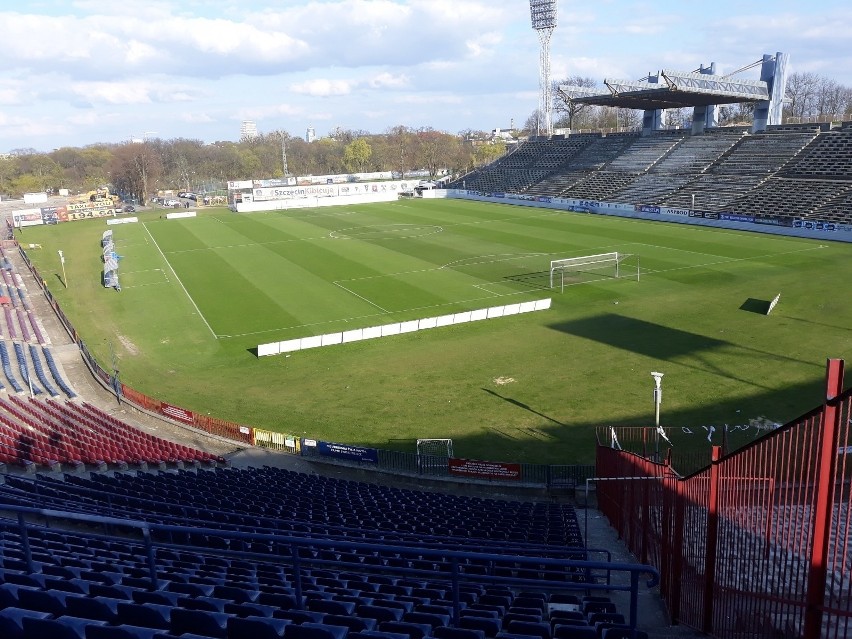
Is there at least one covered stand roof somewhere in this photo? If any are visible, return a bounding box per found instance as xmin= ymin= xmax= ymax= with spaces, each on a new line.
xmin=560 ymin=70 xmax=770 ymax=110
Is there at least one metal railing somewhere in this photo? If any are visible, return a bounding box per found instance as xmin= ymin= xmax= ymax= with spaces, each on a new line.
xmin=594 ymin=359 xmax=852 ymax=638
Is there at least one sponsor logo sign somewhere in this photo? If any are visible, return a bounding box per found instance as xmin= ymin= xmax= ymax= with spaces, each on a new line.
xmin=719 ymin=213 xmax=755 ymax=223
xmin=636 ymin=205 xmax=661 ymax=214
xmin=317 ymin=441 xmax=379 ymax=463
xmin=448 ymin=457 xmax=521 ymax=480
xmin=161 ymin=402 xmax=194 ymax=424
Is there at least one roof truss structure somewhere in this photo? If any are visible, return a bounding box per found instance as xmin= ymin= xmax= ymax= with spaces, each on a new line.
xmin=560 ymin=69 xmax=770 ymax=110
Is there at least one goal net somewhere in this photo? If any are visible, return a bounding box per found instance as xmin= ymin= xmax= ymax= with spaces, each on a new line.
xmin=417 ymin=439 xmax=453 ymax=473
xmin=549 ymin=252 xmax=638 ymax=290
xmin=417 ymin=438 xmax=453 ymax=458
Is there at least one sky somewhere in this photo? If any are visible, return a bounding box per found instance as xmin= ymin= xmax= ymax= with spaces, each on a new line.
xmin=1 ymin=0 xmax=850 ymax=152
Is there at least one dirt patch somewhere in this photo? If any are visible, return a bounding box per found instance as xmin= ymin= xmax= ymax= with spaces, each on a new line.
xmin=117 ymin=334 xmax=140 ymax=356
xmin=493 ymin=376 xmax=515 ymax=385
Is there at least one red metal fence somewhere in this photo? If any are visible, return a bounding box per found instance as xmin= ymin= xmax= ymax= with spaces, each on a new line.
xmin=596 ymin=359 xmax=852 ymax=638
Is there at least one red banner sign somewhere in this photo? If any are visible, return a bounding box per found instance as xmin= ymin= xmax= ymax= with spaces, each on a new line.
xmin=448 ymin=457 xmax=521 ymax=481
xmin=161 ymin=402 xmax=194 ymax=424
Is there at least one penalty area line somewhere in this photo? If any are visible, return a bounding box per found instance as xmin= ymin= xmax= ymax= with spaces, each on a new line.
xmin=141 ymin=222 xmax=219 ymax=340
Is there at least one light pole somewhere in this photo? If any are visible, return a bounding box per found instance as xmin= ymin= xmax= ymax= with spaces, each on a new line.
xmin=691 ymin=193 xmax=695 ymax=211
xmin=651 ymin=371 xmax=664 ymax=461
xmin=58 ymin=250 xmax=67 ymax=288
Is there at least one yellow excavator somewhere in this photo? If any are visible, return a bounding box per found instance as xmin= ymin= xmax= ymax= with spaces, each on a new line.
xmin=74 ymin=186 xmax=120 ymax=206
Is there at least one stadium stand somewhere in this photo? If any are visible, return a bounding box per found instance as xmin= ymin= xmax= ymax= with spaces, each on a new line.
xmin=0 ymin=464 xmax=656 ymax=638
xmin=452 ymin=125 xmax=852 ymax=224
xmin=0 ymin=342 xmax=24 ymax=393
xmin=0 ymin=398 xmax=223 ymax=471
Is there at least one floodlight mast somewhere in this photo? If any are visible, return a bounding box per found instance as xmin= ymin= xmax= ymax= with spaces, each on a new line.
xmin=530 ymin=0 xmax=557 ymax=137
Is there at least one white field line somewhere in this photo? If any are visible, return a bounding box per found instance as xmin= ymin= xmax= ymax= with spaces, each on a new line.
xmin=141 ymin=222 xmax=218 ymax=339
xmin=120 ymin=281 xmax=171 ymax=290
xmin=331 ymin=281 xmax=390 ymax=314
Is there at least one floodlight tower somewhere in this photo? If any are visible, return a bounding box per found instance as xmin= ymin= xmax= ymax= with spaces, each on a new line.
xmin=530 ymin=0 xmax=557 ymax=137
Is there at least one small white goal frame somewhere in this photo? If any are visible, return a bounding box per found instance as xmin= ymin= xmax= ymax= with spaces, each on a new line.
xmin=549 ymin=252 xmax=639 ymax=291
xmin=416 ymin=438 xmax=454 ymax=458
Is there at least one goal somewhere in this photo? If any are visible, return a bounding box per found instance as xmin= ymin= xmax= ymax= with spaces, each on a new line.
xmin=417 ymin=439 xmax=453 ymax=473
xmin=417 ymin=438 xmax=453 ymax=458
xmin=549 ymin=251 xmax=638 ymax=291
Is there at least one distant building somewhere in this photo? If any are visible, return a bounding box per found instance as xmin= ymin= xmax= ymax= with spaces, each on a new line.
xmin=306 ymin=126 xmax=316 ymax=143
xmin=240 ymin=120 xmax=259 ymax=140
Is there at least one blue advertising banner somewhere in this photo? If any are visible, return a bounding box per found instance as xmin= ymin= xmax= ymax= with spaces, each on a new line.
xmin=720 ymin=213 xmax=755 ymax=223
xmin=317 ymin=441 xmax=378 ymax=463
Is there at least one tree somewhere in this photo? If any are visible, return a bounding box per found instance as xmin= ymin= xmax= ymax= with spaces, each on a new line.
xmin=473 ymin=140 xmax=506 ymax=167
xmin=785 ymin=71 xmax=822 ymax=119
xmin=523 ymin=110 xmax=543 ymax=136
xmin=386 ymin=126 xmax=416 ymax=178
xmin=554 ymin=76 xmax=598 ymax=129
xmin=343 ymin=138 xmax=373 ymax=173
xmin=109 ymin=142 xmax=163 ymax=205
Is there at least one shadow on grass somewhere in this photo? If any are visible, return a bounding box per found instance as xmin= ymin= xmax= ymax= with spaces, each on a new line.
xmin=739 ymin=298 xmax=770 ymax=315
xmin=481 ymin=388 xmax=566 ymax=427
xmin=548 ymin=313 xmax=728 ymax=360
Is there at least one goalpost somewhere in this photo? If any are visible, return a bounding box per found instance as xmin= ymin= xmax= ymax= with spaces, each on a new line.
xmin=417 ymin=439 xmax=453 ymax=472
xmin=549 ymin=251 xmax=639 ymax=291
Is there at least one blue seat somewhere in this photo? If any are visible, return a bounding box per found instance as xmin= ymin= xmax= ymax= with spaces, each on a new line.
xmin=258 ymin=592 xmax=299 ymax=609
xmin=17 ymin=588 xmax=69 ymax=616
xmin=165 ymin=582 xmax=215 ymax=598
xmin=170 ymin=608 xmax=230 ymax=638
xmin=0 ymin=607 xmax=52 ymax=639
xmin=284 ymin=622 xmax=350 ymax=639
xmin=433 ymin=627 xmax=486 ymax=639
xmin=223 ymin=602 xmax=279 ymax=618
xmin=132 ymin=591 xmax=181 ymax=606
xmin=323 ymin=614 xmax=376 ymax=633
xmin=86 ymin=623 xmax=165 ymax=639
xmin=177 ymin=596 xmax=231 ymax=612
xmin=552 ymin=626 xmax=596 ymax=639
xmin=22 ymin=614 xmax=107 ymax=639
xmin=115 ymin=603 xmax=173 ymax=630
xmin=600 ymin=628 xmax=648 ymax=639
xmin=88 ymin=584 xmax=137 ymax=600
xmin=227 ymin=616 xmax=291 ymax=639
xmin=273 ymin=610 xmax=326 ymax=624
xmin=378 ymin=621 xmax=433 ymax=639
xmin=506 ymin=621 xmax=550 ymax=639
xmin=349 ymin=633 xmax=410 ymax=639
xmin=459 ymin=615 xmax=502 ymax=637
xmin=403 ymin=611 xmax=450 ymax=629
xmin=213 ymin=584 xmax=260 ymax=603
xmin=65 ymin=595 xmax=123 ymax=623
xmin=357 ymin=605 xmax=404 ymax=623
xmin=308 ymin=599 xmax=357 ymax=616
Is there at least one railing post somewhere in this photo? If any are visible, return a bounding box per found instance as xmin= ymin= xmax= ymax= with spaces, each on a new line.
xmin=17 ymin=512 xmax=33 ymax=573
xmin=451 ymin=559 xmax=461 ymax=624
xmin=142 ymin=526 xmax=157 ymax=589
xmin=670 ymin=472 xmax=685 ymax=623
xmin=702 ymin=445 xmax=722 ymax=634
xmin=291 ymin=544 xmax=305 ymax=610
xmin=804 ymin=358 xmax=845 ymax=638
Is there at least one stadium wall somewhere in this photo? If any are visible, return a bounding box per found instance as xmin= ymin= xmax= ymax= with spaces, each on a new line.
xmin=448 ymin=189 xmax=852 ymax=243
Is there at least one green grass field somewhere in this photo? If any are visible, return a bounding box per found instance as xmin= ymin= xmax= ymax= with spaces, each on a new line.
xmin=19 ymin=199 xmax=852 ymax=464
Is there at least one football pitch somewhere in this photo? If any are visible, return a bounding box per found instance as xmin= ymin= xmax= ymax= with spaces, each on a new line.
xmin=21 ymin=199 xmax=852 ymax=464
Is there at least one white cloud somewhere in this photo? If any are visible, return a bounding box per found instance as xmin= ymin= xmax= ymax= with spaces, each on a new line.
xmin=290 ymin=79 xmax=356 ymax=97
